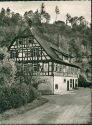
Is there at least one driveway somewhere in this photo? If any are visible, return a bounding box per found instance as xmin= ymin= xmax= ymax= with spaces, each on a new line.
xmin=1 ymin=88 xmax=92 ymax=124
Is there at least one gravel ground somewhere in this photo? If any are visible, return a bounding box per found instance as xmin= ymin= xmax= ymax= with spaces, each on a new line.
xmin=0 ymin=87 xmax=91 ymax=124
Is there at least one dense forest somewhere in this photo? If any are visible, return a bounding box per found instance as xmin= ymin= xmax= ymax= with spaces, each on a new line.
xmin=0 ymin=4 xmax=91 ymax=81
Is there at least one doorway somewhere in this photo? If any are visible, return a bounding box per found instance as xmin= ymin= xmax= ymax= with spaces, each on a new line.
xmin=67 ymin=80 xmax=69 ymax=91
xmin=73 ymin=79 xmax=74 ymax=88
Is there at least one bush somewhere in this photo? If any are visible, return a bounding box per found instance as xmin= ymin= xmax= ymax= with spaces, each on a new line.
xmin=0 ymin=84 xmax=40 ymax=113
xmin=0 ymin=47 xmax=16 ymax=86
xmin=0 ymin=47 xmax=41 ymax=113
xmin=78 ymin=75 xmax=86 ymax=87
xmin=78 ymin=74 xmax=92 ymax=87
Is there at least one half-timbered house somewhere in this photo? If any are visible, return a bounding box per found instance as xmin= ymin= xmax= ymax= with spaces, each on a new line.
xmin=8 ymin=26 xmax=80 ymax=94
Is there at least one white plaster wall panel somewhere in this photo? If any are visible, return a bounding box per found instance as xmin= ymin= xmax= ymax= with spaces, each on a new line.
xmin=54 ymin=76 xmax=67 ymax=94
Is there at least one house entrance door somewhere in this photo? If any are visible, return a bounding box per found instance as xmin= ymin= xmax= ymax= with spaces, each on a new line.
xmin=73 ymin=79 xmax=74 ymax=88
xmin=67 ymin=81 xmax=69 ymax=91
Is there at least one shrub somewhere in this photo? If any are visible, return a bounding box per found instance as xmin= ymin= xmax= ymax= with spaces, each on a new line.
xmin=0 ymin=47 xmax=41 ymax=113
xmin=78 ymin=74 xmax=91 ymax=87
xmin=0 ymin=47 xmax=16 ymax=86
xmin=78 ymin=74 xmax=86 ymax=87
xmin=0 ymin=84 xmax=40 ymax=113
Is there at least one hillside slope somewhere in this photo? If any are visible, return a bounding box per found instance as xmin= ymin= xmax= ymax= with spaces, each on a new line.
xmin=0 ymin=11 xmax=91 ymax=81
xmin=32 ymin=22 xmax=91 ymax=81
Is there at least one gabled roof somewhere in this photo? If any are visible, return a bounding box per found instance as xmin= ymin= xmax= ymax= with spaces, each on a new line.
xmin=8 ymin=26 xmax=80 ymax=69
xmin=30 ymin=27 xmax=80 ymax=68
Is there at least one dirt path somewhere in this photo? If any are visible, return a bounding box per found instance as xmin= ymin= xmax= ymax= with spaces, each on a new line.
xmin=1 ymin=88 xmax=91 ymax=124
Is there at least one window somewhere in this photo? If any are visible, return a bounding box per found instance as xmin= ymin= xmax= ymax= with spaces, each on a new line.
xmin=25 ymin=51 xmax=30 ymax=57
xmin=29 ymin=37 xmax=34 ymax=43
xmin=70 ymin=84 xmax=72 ymax=87
xmin=54 ymin=64 xmax=58 ymax=72
xmin=44 ymin=63 xmax=48 ymax=72
xmin=33 ymin=49 xmax=37 ymax=57
xmin=63 ymin=65 xmax=66 ymax=72
xmin=55 ymin=84 xmax=58 ymax=89
xmin=70 ymin=79 xmax=72 ymax=83
xmin=19 ymin=40 xmax=22 ymax=44
xmin=56 ymin=65 xmax=58 ymax=71
xmin=59 ymin=68 xmax=62 ymax=72
xmin=64 ymin=79 xmax=66 ymax=83
xmin=59 ymin=65 xmax=62 ymax=71
xmin=33 ymin=63 xmax=38 ymax=72
xmin=75 ymin=79 xmax=78 ymax=83
xmin=32 ymin=48 xmax=39 ymax=58
xmin=10 ymin=50 xmax=18 ymax=58
xmin=49 ymin=65 xmax=52 ymax=71
xmin=38 ymin=50 xmax=41 ymax=57
xmin=75 ymin=79 xmax=78 ymax=87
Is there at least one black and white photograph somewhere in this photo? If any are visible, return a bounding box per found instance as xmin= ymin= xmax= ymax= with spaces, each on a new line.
xmin=0 ymin=0 xmax=91 ymax=124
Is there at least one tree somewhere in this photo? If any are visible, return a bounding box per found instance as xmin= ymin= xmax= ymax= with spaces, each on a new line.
xmin=72 ymin=16 xmax=79 ymax=25
xmin=24 ymin=3 xmax=50 ymax=25
xmin=78 ymin=16 xmax=84 ymax=23
xmin=11 ymin=13 xmax=21 ymax=24
xmin=69 ymin=17 xmax=78 ymax=28
xmin=6 ymin=7 xmax=11 ymax=17
xmin=0 ymin=47 xmax=16 ymax=86
xmin=42 ymin=12 xmax=50 ymax=23
xmin=66 ymin=14 xmax=81 ymax=28
xmin=55 ymin=6 xmax=60 ymax=21
xmin=66 ymin=13 xmax=71 ymax=25
xmin=68 ymin=38 xmax=83 ymax=62
xmin=1 ymin=8 xmax=5 ymax=17
xmin=24 ymin=10 xmax=41 ymax=26
xmin=40 ymin=3 xmax=50 ymax=23
xmin=0 ymin=8 xmax=5 ymax=25
xmin=40 ymin=3 xmax=45 ymax=14
xmin=34 ymin=10 xmax=41 ymax=25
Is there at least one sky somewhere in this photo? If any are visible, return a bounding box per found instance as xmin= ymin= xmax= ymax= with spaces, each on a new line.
xmin=0 ymin=1 xmax=91 ymax=23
